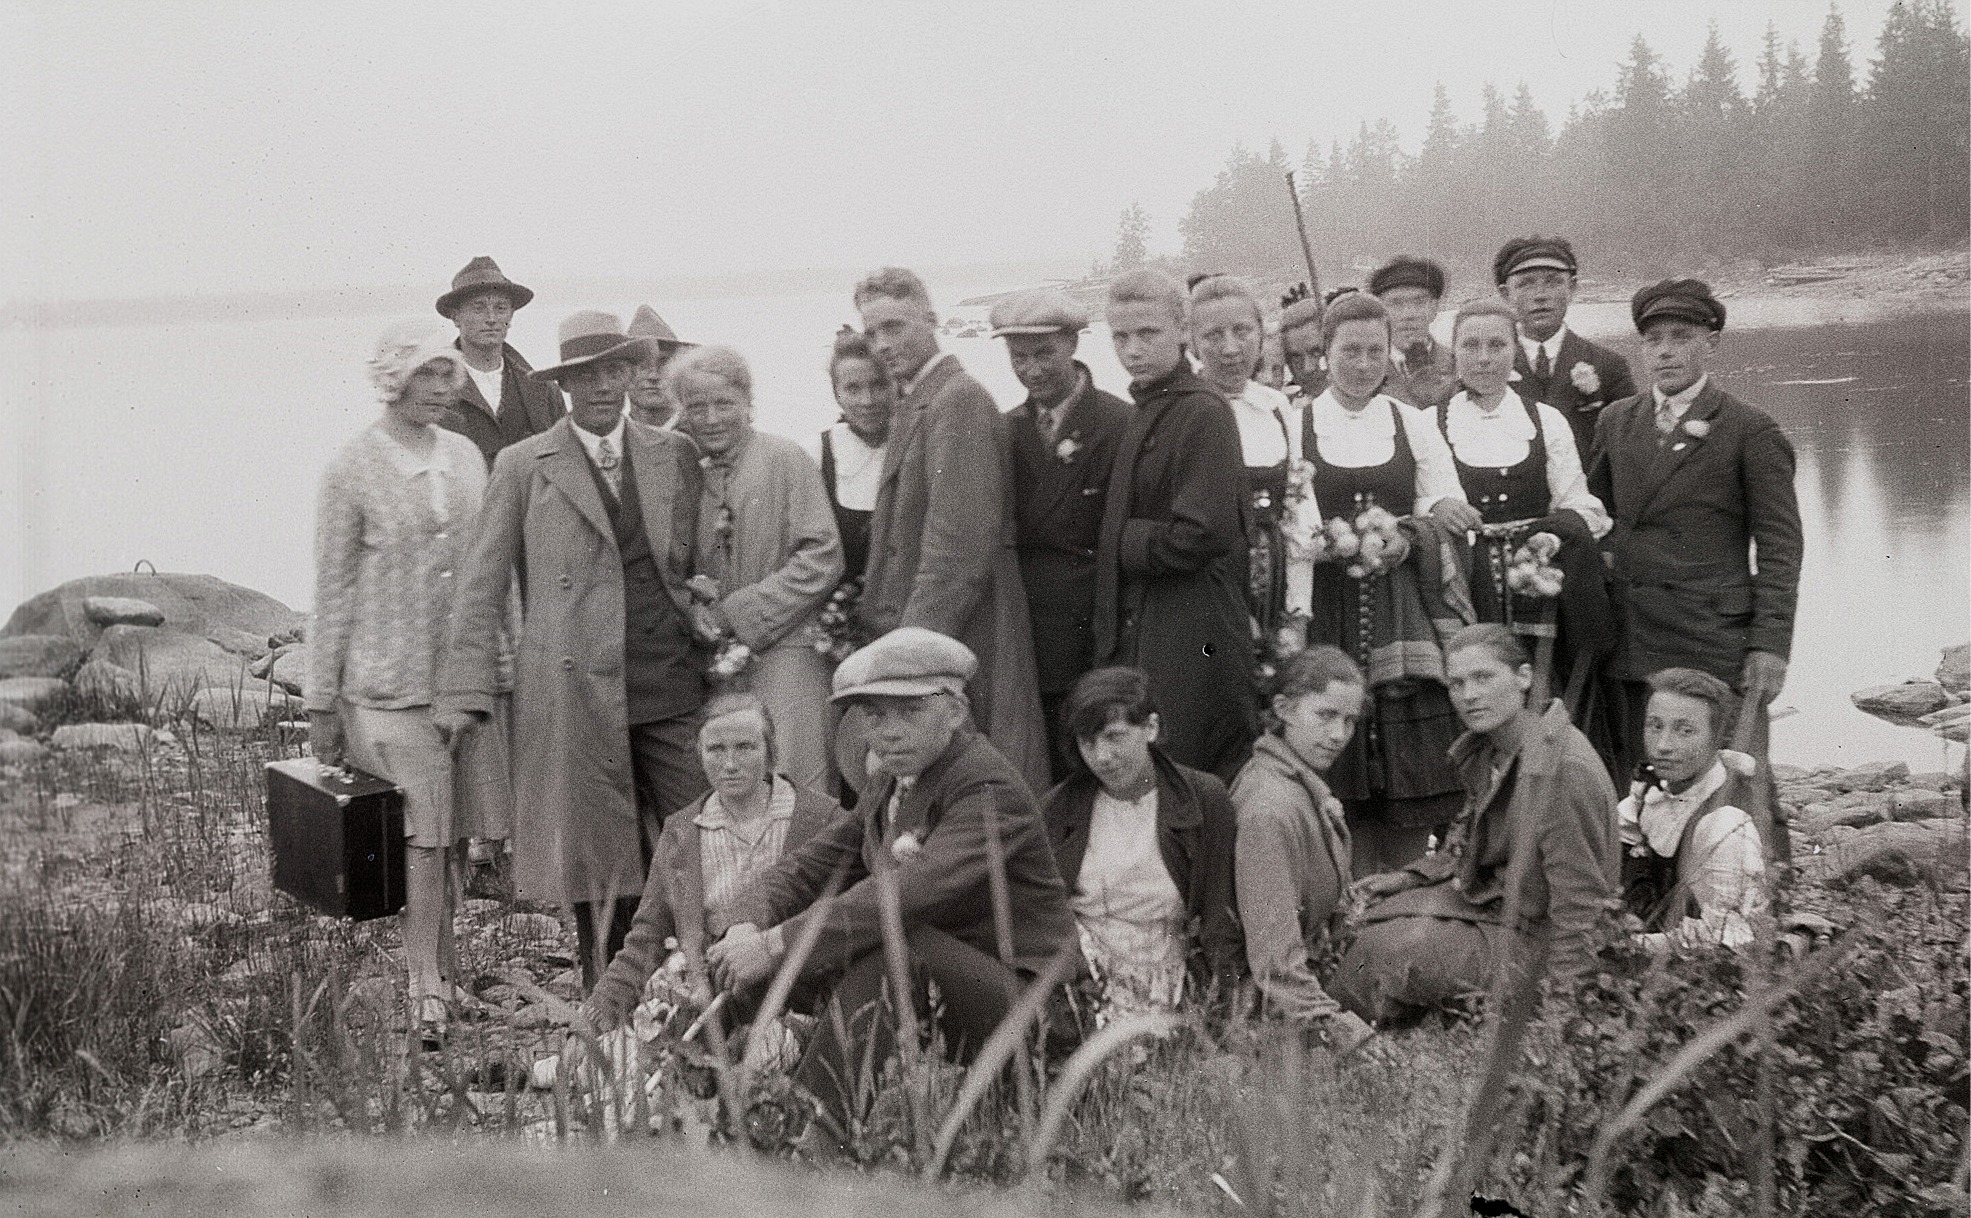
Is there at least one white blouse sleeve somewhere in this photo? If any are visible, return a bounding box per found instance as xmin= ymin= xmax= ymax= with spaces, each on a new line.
xmin=1396 ymin=401 xmax=1467 ymax=516
xmin=1672 ymin=806 xmax=1768 ymax=950
xmin=1536 ymin=403 xmax=1611 ymax=539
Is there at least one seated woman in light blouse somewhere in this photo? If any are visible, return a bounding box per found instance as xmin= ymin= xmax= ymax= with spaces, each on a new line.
xmin=1618 ymin=667 xmax=1767 ymax=950
xmin=1042 ymin=667 xmax=1242 ymax=1020
xmin=306 ymin=319 xmax=512 ymax=1041
xmin=1437 ymin=297 xmax=1617 ymax=739
xmin=584 ymin=692 xmax=841 ymax=1036
xmin=1301 ymin=290 xmax=1481 ymax=876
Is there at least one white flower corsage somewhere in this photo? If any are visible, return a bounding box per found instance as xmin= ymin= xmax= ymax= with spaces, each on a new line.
xmin=891 ymin=831 xmax=923 ymax=863
xmin=1569 ymin=361 xmax=1601 ymax=397
xmin=1055 ymin=436 xmax=1081 ymax=463
xmin=1682 ymin=418 xmax=1711 ymax=439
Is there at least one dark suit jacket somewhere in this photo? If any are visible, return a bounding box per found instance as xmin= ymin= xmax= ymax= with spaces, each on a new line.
xmin=588 ymin=780 xmax=840 ymax=1028
xmin=1043 ymin=748 xmax=1243 ymax=992
xmin=443 ymin=341 xmax=565 ymax=466
xmin=1093 ymin=364 xmax=1258 ymax=783
xmin=1008 ymin=366 xmax=1132 ymax=698
xmin=1589 ymin=380 xmax=1802 ymax=684
xmin=1382 ymin=339 xmax=1458 ymax=410
xmin=720 ymin=726 xmax=1077 ymax=978
xmin=1514 ymin=329 xmax=1637 ymax=460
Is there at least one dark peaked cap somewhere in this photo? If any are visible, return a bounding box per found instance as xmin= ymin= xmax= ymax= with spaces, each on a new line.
xmin=1369 ymin=255 xmax=1446 ymax=298
xmin=1631 ymin=279 xmax=1727 ymax=332
xmin=1492 ymin=236 xmax=1579 ymax=285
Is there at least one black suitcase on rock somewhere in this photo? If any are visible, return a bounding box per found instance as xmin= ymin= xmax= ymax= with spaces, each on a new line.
xmin=266 ymin=758 xmax=406 ymax=921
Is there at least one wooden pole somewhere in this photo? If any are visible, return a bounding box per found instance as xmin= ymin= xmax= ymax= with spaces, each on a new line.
xmin=1284 ymin=170 xmax=1322 ymax=302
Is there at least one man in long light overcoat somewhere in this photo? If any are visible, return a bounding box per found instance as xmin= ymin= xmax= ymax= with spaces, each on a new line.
xmin=848 ymin=267 xmax=1050 ymax=796
xmin=440 ymin=311 xmax=709 ymax=986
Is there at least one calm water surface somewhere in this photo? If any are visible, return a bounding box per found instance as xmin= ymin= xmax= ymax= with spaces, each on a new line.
xmin=2 ymin=289 xmax=1964 ymax=768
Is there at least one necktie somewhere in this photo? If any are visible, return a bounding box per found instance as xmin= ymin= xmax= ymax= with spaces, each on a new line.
xmin=1533 ymin=346 xmax=1551 ymax=384
xmin=1654 ymin=396 xmax=1678 ymax=435
xmin=594 ymin=435 xmax=621 ymax=498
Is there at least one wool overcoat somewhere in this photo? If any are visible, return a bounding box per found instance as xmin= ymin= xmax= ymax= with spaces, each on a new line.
xmin=857 ymin=353 xmax=1049 ymax=795
xmin=439 ymin=416 xmax=702 ymax=907
xmin=1588 ymin=380 xmax=1802 ymax=684
xmin=1092 ymin=363 xmax=1259 ymax=784
xmin=1514 ymin=330 xmax=1638 ymax=459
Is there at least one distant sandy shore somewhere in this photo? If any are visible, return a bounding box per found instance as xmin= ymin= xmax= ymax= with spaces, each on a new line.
xmin=1578 ymin=248 xmax=1970 ymax=321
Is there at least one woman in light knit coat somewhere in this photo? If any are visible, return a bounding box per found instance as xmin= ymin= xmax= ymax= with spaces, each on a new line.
xmin=306 ymin=319 xmax=513 ymax=1039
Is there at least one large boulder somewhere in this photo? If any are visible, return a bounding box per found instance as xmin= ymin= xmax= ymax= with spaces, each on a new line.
xmin=89 ymin=625 xmax=255 ymax=699
xmin=0 ymin=634 xmax=84 ymax=680
xmin=1807 ymin=819 xmax=1970 ymax=887
xmin=3 ymin=573 xmax=302 ymax=655
xmin=0 ymin=677 xmax=68 ymax=714
xmin=51 ymin=722 xmax=166 ymax=752
xmin=70 ymin=659 xmax=139 ymax=703
xmin=1851 ymin=682 xmax=1950 ymax=728
xmin=1938 ymin=643 xmax=1970 ymax=694
xmin=267 ymin=646 xmax=309 ymax=696
xmin=0 ymin=702 xmax=37 ymax=734
xmin=188 ymin=686 xmax=293 ymax=731
xmin=0 ymin=739 xmax=48 ymax=766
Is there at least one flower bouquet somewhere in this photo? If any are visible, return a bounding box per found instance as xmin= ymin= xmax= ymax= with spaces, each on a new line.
xmin=809 ymin=577 xmax=865 ymax=664
xmin=1280 ymin=459 xmax=1326 ymax=563
xmin=1503 ymin=531 xmax=1565 ymax=598
xmin=1321 ymin=505 xmax=1410 ymax=579
xmin=687 ymin=574 xmax=755 ymax=682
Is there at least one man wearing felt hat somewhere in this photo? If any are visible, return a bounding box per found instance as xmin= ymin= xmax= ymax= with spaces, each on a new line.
xmin=1494 ymin=236 xmax=1638 ymax=457
xmin=436 ymin=257 xmax=565 ymax=466
xmin=1371 ymin=255 xmax=1457 ymax=410
xmin=1588 ymin=278 xmax=1801 ymax=857
xmin=625 ymin=305 xmax=698 ymax=430
xmin=706 ymin=627 xmax=1076 ymax=1142
xmin=992 ymin=289 xmax=1133 ymax=778
xmin=440 ymin=309 xmax=711 ymax=988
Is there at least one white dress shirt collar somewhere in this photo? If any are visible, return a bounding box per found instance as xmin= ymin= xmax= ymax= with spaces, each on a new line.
xmin=571 ymin=415 xmax=626 ymax=468
xmin=1519 ymin=326 xmax=1570 ymax=368
xmin=1651 ymin=374 xmax=1710 ymax=422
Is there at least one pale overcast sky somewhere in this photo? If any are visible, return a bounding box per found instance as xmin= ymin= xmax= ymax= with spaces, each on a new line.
xmin=1 ymin=0 xmax=1946 ymax=302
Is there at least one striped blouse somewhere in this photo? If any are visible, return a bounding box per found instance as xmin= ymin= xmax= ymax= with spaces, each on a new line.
xmin=305 ymin=423 xmax=486 ymax=712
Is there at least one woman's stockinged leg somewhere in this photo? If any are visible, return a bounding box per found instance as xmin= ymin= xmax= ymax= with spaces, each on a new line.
xmin=403 ymin=844 xmax=456 ymax=1021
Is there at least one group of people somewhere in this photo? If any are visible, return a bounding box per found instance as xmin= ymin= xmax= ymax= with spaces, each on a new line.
xmin=303 ymin=239 xmax=1800 ymax=1144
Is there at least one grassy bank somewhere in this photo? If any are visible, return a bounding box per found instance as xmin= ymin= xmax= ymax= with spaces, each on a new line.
xmin=0 ymin=695 xmax=1965 ymax=1215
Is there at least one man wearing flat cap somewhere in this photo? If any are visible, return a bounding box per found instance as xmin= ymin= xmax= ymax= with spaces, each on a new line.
xmin=1589 ymin=278 xmax=1801 ymax=855
xmin=1371 ymin=255 xmax=1457 ymax=410
xmin=707 ymin=627 xmax=1076 ymax=1141
xmin=1494 ymin=236 xmax=1637 ymax=457
xmin=437 ymin=257 xmax=566 ymax=466
xmin=440 ymin=310 xmax=709 ymax=987
xmin=991 ymin=289 xmax=1133 ymax=778
xmin=625 ymin=305 xmax=698 ymax=430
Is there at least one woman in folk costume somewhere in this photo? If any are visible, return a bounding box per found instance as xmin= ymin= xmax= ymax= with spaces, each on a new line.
xmin=1299 ymin=290 xmax=1481 ymax=876
xmin=1436 ymin=297 xmax=1618 ymax=750
xmin=1617 ymin=667 xmax=1767 ymax=951
xmin=669 ymin=345 xmax=845 ymax=795
xmin=306 ymin=319 xmax=513 ymax=1041
xmin=1188 ymin=274 xmax=1315 ymax=651
xmin=817 ymin=327 xmax=896 ymax=585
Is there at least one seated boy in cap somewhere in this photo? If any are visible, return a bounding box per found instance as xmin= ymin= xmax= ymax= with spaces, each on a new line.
xmin=1370 ymin=255 xmax=1456 ymax=409
xmin=1493 ymin=236 xmax=1637 ymax=457
xmin=706 ymin=627 xmax=1077 ymax=1143
xmin=1588 ymin=279 xmax=1801 ymax=857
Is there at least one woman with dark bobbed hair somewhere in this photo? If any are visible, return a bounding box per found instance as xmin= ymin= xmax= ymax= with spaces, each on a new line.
xmin=1042 ymin=666 xmax=1242 ymax=1018
xmin=818 ymin=328 xmax=896 ymax=583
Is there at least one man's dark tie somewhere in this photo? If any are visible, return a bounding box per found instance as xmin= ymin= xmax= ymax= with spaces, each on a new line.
xmin=1533 ymin=346 xmax=1551 ymax=385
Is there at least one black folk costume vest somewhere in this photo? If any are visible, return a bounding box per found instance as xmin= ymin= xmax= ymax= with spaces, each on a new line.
xmin=1303 ymin=398 xmax=1461 ymax=828
xmin=819 ymin=428 xmax=874 ymax=582
xmin=1244 ymin=405 xmax=1295 ymax=639
xmin=1438 ymin=395 xmax=1554 ymax=629
xmin=582 ymin=444 xmax=703 ymax=726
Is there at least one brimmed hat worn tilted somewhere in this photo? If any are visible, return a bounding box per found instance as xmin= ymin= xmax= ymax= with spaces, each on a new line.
xmin=435 ymin=256 xmax=535 ymax=318
xmin=627 ymin=305 xmax=699 ymax=352
xmin=530 ymin=311 xmax=655 ymax=382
